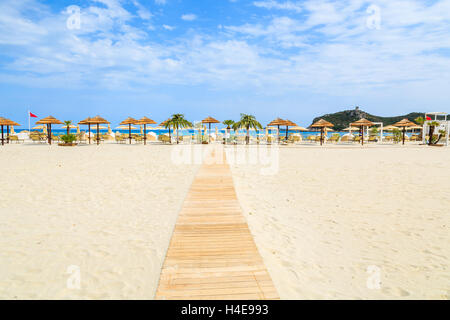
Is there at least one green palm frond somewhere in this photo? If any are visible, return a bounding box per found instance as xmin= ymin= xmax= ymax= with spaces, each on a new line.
xmin=167 ymin=114 xmax=192 ymax=129
xmin=223 ymin=120 xmax=235 ymax=129
xmin=233 ymin=114 xmax=262 ymax=131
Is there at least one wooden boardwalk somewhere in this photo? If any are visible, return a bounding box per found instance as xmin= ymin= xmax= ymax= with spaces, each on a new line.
xmin=155 ymin=147 xmax=279 ymax=300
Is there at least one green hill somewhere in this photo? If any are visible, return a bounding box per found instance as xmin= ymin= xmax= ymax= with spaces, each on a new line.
xmin=311 ymin=107 xmax=424 ymax=131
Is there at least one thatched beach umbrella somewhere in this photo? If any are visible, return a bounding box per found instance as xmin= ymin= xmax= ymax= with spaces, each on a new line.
xmin=36 ymin=116 xmax=63 ymax=145
xmin=116 ymin=125 xmax=137 ymax=130
xmin=394 ymin=118 xmax=416 ymax=145
xmin=310 ymin=119 xmax=334 ymax=146
xmin=32 ymin=125 xmax=46 ymax=130
xmin=202 ymin=116 xmax=220 ymax=143
xmin=91 ymin=116 xmax=110 ymax=145
xmin=79 ymin=116 xmax=110 ymax=145
xmin=0 ymin=117 xmax=10 ymax=145
xmin=160 ymin=119 xmax=172 ymax=142
xmin=61 ymin=124 xmax=77 ymax=129
xmin=291 ymin=126 xmax=308 ymax=132
xmin=0 ymin=118 xmax=20 ymax=144
xmin=6 ymin=120 xmax=20 ymax=143
xmin=350 ymin=118 xmax=374 ymax=146
xmin=268 ymin=118 xmax=287 ymax=143
xmin=120 ymin=117 xmax=138 ymax=145
xmin=137 ymin=116 xmax=157 ymax=145
xmin=284 ymin=120 xmax=298 ymax=140
xmin=79 ymin=117 xmax=93 ymax=144
xmin=383 ymin=125 xmax=397 ymax=131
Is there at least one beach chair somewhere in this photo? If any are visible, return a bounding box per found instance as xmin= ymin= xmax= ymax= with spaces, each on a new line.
xmin=134 ymin=135 xmax=144 ymax=143
xmin=266 ymin=136 xmax=275 ymax=144
xmin=158 ymin=135 xmax=171 ymax=144
xmin=77 ymin=133 xmax=87 ymax=144
xmin=30 ymin=135 xmax=42 ymax=143
xmin=115 ymin=135 xmax=126 ymax=144
xmin=328 ymin=134 xmax=340 ymax=143
xmin=9 ymin=135 xmax=20 ymax=143
xmin=102 ymin=134 xmax=113 ymax=141
xmin=368 ymin=136 xmax=378 ymax=143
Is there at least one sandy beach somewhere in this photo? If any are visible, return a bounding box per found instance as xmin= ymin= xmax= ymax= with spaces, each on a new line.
xmin=230 ymin=145 xmax=450 ymax=299
xmin=0 ymin=143 xmax=449 ymax=299
xmin=0 ymin=144 xmax=199 ymax=299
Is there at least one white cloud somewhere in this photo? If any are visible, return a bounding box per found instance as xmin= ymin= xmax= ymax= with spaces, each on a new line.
xmin=253 ymin=0 xmax=303 ymax=13
xmin=0 ymin=0 xmax=450 ymax=100
xmin=181 ymin=14 xmax=197 ymax=21
xmin=154 ymin=0 xmax=166 ymax=5
xmin=132 ymin=0 xmax=153 ymax=20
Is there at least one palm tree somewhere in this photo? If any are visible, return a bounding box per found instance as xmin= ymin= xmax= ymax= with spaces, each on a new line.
xmin=415 ymin=116 xmax=425 ymax=126
xmin=233 ymin=114 xmax=262 ymax=145
xmin=166 ymin=114 xmax=192 ymax=144
xmin=427 ymin=121 xmax=440 ymax=145
xmin=415 ymin=116 xmax=425 ymax=139
xmin=223 ymin=120 xmax=234 ymax=144
xmin=63 ymin=120 xmax=72 ymax=136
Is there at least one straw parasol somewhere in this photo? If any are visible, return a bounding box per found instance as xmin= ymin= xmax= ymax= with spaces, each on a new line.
xmin=7 ymin=120 xmax=20 ymax=143
xmin=160 ymin=119 xmax=173 ymax=142
xmin=0 ymin=118 xmax=20 ymax=144
xmin=393 ymin=118 xmax=416 ymax=145
xmin=350 ymin=118 xmax=374 ymax=146
xmin=120 ymin=117 xmax=139 ymax=144
xmin=137 ymin=116 xmax=157 ymax=145
xmin=116 ymin=125 xmax=137 ymax=130
xmin=291 ymin=126 xmax=308 ymax=132
xmin=90 ymin=116 xmax=110 ymax=145
xmin=79 ymin=117 xmax=93 ymax=144
xmin=284 ymin=119 xmax=297 ymax=140
xmin=383 ymin=125 xmax=397 ymax=131
xmin=0 ymin=118 xmax=17 ymax=145
xmin=0 ymin=117 xmax=7 ymax=145
xmin=343 ymin=126 xmax=359 ymax=132
xmin=79 ymin=116 xmax=110 ymax=145
xmin=35 ymin=116 xmax=63 ymax=145
xmin=268 ymin=118 xmax=287 ymax=143
xmin=202 ymin=116 xmax=220 ymax=143
xmin=61 ymin=124 xmax=77 ymax=130
xmin=310 ymin=119 xmax=334 ymax=146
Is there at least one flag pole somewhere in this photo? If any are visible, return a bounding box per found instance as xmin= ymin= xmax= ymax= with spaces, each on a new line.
xmin=28 ymin=110 xmax=30 ymax=132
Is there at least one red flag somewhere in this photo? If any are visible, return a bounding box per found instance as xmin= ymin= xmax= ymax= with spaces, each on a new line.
xmin=426 ymin=116 xmax=432 ymax=121
xmin=29 ymin=112 xmax=38 ymax=118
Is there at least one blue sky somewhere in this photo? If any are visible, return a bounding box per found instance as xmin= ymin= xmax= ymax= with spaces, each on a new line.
xmin=1 ymin=0 xmax=450 ymax=127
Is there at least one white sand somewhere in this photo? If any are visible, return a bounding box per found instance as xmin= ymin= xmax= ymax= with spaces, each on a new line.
xmin=1 ymin=143 xmax=449 ymax=300
xmin=0 ymin=144 xmax=198 ymax=299
xmin=230 ymin=145 xmax=450 ymax=299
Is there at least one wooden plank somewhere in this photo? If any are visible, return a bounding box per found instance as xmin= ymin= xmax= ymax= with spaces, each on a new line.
xmin=155 ymin=146 xmax=278 ymax=300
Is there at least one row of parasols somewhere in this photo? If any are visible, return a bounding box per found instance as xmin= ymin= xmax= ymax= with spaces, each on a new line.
xmin=0 ymin=115 xmax=418 ymax=146
xmin=310 ymin=118 xmax=418 ymax=146
xmin=0 ymin=115 xmax=227 ymax=146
